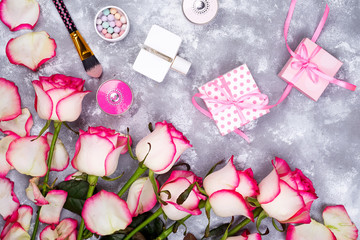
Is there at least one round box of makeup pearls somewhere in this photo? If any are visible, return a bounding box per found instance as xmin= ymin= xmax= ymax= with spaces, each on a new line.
xmin=94 ymin=6 xmax=130 ymax=42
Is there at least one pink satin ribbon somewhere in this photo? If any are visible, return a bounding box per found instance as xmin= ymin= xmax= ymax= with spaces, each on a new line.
xmin=272 ymin=0 xmax=356 ymax=107
xmin=192 ymin=76 xmax=269 ymax=142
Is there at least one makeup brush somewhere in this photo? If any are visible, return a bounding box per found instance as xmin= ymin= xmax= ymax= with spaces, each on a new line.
xmin=52 ymin=0 xmax=102 ymax=78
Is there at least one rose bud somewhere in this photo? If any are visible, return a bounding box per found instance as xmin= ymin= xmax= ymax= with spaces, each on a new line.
xmin=160 ymin=170 xmax=206 ymax=221
xmin=71 ymin=126 xmax=128 ymax=177
xmin=203 ymin=156 xmax=259 ymax=221
xmin=32 ymin=74 xmax=90 ymax=122
xmin=135 ymin=121 xmax=192 ymax=174
xmin=257 ymin=157 xmax=317 ymax=224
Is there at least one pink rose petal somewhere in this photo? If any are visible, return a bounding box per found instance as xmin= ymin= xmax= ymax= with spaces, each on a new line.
xmin=260 ymin=181 xmax=305 ymax=223
xmin=286 ymin=219 xmax=336 ymax=240
xmin=126 ymin=177 xmax=157 ymax=217
xmin=2 ymin=222 xmax=30 ymax=240
xmin=25 ymin=177 xmax=49 ymax=206
xmin=235 ymin=168 xmax=259 ymax=198
xmin=1 ymin=205 xmax=33 ymax=238
xmin=0 ymin=108 xmax=33 ymax=137
xmin=323 ymin=205 xmax=358 ymax=240
xmin=45 ymin=133 xmax=69 ymax=171
xmin=6 ymin=136 xmax=49 ymax=177
xmin=64 ymin=171 xmax=83 ymax=181
xmin=56 ymin=91 xmax=90 ymax=122
xmin=227 ymin=230 xmax=261 ymax=240
xmin=0 ymin=0 xmax=40 ymax=31
xmin=82 ymin=190 xmax=132 ymax=236
xmin=32 ymin=81 xmax=54 ymax=120
xmin=40 ymin=218 xmax=77 ymax=240
xmin=15 ymin=205 xmax=33 ymax=232
xmin=39 ymin=190 xmax=68 ymax=225
xmin=6 ymin=31 xmax=56 ymax=71
xmin=209 ymin=190 xmax=254 ymax=221
xmin=203 ymin=156 xmax=239 ymax=196
xmin=0 ymin=135 xmax=18 ymax=177
xmin=0 ymin=178 xmax=19 ymax=219
xmin=0 ymin=78 xmax=21 ymax=121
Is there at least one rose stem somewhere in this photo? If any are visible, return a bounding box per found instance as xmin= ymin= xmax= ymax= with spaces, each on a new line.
xmin=77 ymin=175 xmax=99 ymax=240
xmin=156 ymin=200 xmax=206 ymax=240
xmin=157 ymin=214 xmax=191 ymax=240
xmin=31 ymin=121 xmax=62 ymax=240
xmin=124 ymin=207 xmax=163 ymax=240
xmin=227 ymin=207 xmax=263 ymax=236
xmin=117 ymin=165 xmax=147 ymax=197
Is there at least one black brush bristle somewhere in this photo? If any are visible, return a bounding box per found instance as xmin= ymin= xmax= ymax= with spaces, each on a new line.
xmin=82 ymin=55 xmax=102 ymax=78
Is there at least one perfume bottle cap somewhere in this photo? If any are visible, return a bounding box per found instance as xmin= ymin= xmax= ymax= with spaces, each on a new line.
xmin=171 ymin=56 xmax=191 ymax=75
xmin=182 ymin=0 xmax=219 ymax=25
xmin=96 ymin=80 xmax=133 ymax=115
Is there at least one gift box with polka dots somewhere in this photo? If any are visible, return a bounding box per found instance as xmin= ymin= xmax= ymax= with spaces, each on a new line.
xmin=198 ymin=64 xmax=270 ymax=136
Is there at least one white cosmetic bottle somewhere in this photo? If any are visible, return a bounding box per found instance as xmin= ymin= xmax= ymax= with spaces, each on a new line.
xmin=133 ymin=25 xmax=191 ymax=83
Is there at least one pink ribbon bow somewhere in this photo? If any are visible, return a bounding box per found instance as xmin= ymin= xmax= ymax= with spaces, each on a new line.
xmin=192 ymin=76 xmax=269 ymax=142
xmin=290 ymin=44 xmax=322 ymax=84
xmin=284 ymin=0 xmax=356 ymax=91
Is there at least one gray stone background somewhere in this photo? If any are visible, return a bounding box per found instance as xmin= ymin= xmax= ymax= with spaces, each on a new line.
xmin=0 ymin=0 xmax=359 ymax=239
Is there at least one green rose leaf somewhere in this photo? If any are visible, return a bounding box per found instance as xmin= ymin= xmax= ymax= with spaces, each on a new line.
xmin=56 ymin=180 xmax=97 ymax=215
xmin=101 ymin=212 xmax=166 ymax=240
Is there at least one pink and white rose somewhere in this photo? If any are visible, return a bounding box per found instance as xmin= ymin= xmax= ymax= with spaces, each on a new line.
xmin=82 ymin=190 xmax=132 ymax=236
xmin=71 ymin=126 xmax=128 ymax=177
xmin=160 ymin=170 xmax=206 ymax=221
xmin=32 ymin=74 xmax=90 ymax=122
xmin=135 ymin=121 xmax=192 ymax=174
xmin=203 ymin=156 xmax=259 ymax=221
xmin=257 ymin=157 xmax=317 ymax=224
xmin=126 ymin=177 xmax=158 ymax=217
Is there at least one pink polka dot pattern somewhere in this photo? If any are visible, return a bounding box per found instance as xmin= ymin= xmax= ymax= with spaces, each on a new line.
xmin=197 ymin=64 xmax=270 ymax=136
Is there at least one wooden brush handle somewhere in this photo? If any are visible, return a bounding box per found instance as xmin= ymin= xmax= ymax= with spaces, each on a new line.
xmin=52 ymin=0 xmax=77 ymax=33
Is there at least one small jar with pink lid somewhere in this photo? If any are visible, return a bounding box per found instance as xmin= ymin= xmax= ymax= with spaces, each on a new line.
xmin=96 ymin=80 xmax=133 ymax=115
